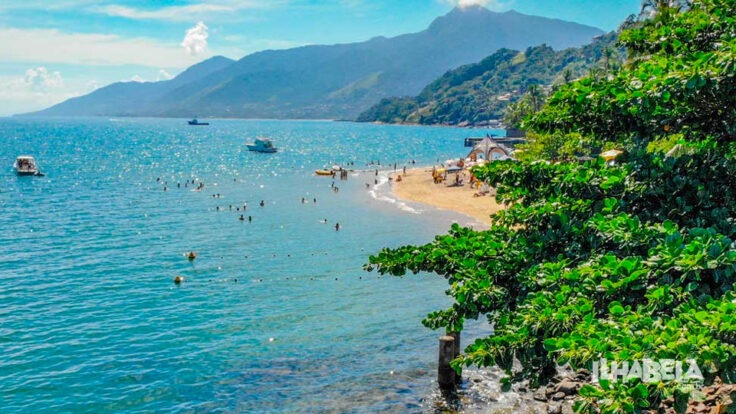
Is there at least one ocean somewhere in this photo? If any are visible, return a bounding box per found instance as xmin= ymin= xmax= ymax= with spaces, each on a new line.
xmin=0 ymin=118 xmax=502 ymax=413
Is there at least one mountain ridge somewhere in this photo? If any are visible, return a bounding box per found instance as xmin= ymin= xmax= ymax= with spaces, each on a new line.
xmin=356 ymin=32 xmax=619 ymax=126
xmin=22 ymin=7 xmax=604 ymax=119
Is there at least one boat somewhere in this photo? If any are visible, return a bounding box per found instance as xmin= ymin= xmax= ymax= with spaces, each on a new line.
xmin=14 ymin=155 xmax=43 ymax=176
xmin=188 ymin=118 xmax=209 ymax=126
xmin=315 ymin=169 xmax=334 ymax=176
xmin=246 ymin=138 xmax=278 ymax=153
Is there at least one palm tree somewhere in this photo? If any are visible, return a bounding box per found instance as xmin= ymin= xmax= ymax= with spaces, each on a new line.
xmin=563 ymin=69 xmax=574 ymax=84
xmin=527 ymin=85 xmax=545 ymax=113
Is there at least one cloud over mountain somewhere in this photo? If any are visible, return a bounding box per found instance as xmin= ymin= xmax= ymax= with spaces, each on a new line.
xmin=181 ymin=22 xmax=209 ymax=56
xmin=445 ymin=0 xmax=514 ymax=10
xmin=24 ymin=67 xmax=63 ymax=93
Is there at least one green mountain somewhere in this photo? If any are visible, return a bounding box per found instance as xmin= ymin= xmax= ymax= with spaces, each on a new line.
xmin=24 ymin=6 xmax=603 ymax=119
xmin=356 ymin=32 xmax=618 ymax=126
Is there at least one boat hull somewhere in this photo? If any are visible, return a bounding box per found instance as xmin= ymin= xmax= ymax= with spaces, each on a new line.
xmin=246 ymin=145 xmax=277 ymax=153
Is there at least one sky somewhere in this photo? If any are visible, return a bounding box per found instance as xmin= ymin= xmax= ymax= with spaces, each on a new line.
xmin=0 ymin=0 xmax=643 ymax=116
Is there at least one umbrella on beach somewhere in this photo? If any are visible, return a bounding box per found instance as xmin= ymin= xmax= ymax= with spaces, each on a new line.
xmin=445 ymin=166 xmax=463 ymax=173
xmin=600 ymin=149 xmax=623 ymax=161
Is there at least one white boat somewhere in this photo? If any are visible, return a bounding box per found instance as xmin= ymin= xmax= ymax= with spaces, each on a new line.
xmin=246 ymin=138 xmax=278 ymax=153
xmin=14 ymin=155 xmax=43 ymax=176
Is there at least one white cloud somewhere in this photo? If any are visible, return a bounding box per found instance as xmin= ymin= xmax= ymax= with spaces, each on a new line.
xmin=86 ymin=80 xmax=101 ymax=91
xmin=182 ymin=22 xmax=209 ymax=56
xmin=157 ymin=69 xmax=174 ymax=81
xmin=443 ymin=0 xmax=514 ymax=10
xmin=99 ymin=4 xmax=232 ymax=21
xmin=24 ymin=67 xmax=64 ymax=93
xmin=0 ymin=28 xmax=206 ymax=68
xmin=0 ymin=71 xmax=78 ymax=116
xmin=95 ymin=1 xmax=283 ymax=22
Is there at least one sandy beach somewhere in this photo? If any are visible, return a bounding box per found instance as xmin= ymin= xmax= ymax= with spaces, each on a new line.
xmin=390 ymin=167 xmax=505 ymax=227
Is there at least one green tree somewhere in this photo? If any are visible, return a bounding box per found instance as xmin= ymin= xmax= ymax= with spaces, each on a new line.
xmin=367 ymin=1 xmax=736 ymax=412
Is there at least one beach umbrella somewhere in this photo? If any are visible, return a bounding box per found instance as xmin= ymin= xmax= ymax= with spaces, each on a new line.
xmin=446 ymin=166 xmax=463 ymax=173
xmin=600 ymin=149 xmax=623 ymax=161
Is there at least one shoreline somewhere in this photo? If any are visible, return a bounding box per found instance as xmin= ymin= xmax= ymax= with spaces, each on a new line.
xmin=388 ymin=167 xmax=504 ymax=228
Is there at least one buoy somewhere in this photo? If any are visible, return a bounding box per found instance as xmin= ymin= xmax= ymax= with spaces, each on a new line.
xmin=187 ymin=251 xmax=197 ymax=260
xmin=174 ymin=275 xmax=184 ymax=284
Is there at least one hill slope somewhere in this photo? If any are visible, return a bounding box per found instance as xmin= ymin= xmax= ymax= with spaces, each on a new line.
xmin=25 ymin=6 xmax=603 ymax=119
xmin=31 ymin=56 xmax=235 ymax=117
xmin=356 ymin=32 xmax=618 ymax=126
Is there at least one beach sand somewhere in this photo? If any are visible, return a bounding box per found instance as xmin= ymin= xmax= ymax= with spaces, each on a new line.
xmin=390 ymin=168 xmax=505 ymax=227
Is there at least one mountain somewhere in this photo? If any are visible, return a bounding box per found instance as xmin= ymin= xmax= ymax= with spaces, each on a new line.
xmin=31 ymin=56 xmax=235 ymax=117
xmin=24 ymin=6 xmax=604 ymax=119
xmin=356 ymin=32 xmax=619 ymax=126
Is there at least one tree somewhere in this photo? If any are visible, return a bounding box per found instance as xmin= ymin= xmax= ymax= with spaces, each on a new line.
xmin=366 ymin=1 xmax=736 ymax=412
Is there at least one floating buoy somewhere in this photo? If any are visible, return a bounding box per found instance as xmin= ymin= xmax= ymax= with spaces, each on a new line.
xmin=187 ymin=251 xmax=197 ymax=260
xmin=174 ymin=275 xmax=184 ymax=284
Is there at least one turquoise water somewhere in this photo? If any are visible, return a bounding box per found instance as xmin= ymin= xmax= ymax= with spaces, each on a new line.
xmin=0 ymin=118 xmax=501 ymax=413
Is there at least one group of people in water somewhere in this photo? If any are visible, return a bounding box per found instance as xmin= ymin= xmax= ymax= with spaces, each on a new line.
xmin=159 ymin=158 xmax=417 ymax=236
xmin=158 ymin=177 xmax=205 ymax=192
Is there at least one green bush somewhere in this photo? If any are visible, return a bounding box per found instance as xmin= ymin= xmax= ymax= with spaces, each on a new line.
xmin=366 ymin=1 xmax=736 ymax=412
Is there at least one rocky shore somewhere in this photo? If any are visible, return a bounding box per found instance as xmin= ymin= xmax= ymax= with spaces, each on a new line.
xmin=429 ymin=368 xmax=736 ymax=414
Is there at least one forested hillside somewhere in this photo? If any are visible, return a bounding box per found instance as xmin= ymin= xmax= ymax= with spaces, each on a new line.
xmin=357 ymin=32 xmax=618 ymax=126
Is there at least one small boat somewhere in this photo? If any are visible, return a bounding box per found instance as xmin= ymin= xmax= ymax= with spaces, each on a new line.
xmin=188 ymin=118 xmax=209 ymax=126
xmin=315 ymin=169 xmax=334 ymax=176
xmin=14 ymin=155 xmax=43 ymax=176
xmin=246 ymin=138 xmax=278 ymax=153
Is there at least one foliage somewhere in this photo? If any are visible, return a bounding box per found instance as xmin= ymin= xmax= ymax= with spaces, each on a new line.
xmin=357 ymin=33 xmax=619 ymax=126
xmin=366 ymin=1 xmax=736 ymax=412
xmin=513 ymin=131 xmax=594 ymax=162
xmin=502 ymin=84 xmax=548 ymax=128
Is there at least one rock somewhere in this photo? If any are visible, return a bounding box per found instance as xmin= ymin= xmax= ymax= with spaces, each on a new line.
xmin=555 ymin=379 xmax=581 ymax=396
xmin=533 ymin=389 xmax=549 ymax=402
xmin=551 ymin=392 xmax=566 ymax=401
xmin=574 ymin=369 xmax=592 ymax=382
xmin=545 ymin=386 xmax=557 ymax=397
xmin=547 ymin=403 xmax=562 ymax=414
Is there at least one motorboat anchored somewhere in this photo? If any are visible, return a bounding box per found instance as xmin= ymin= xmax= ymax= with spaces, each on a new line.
xmin=14 ymin=155 xmax=43 ymax=176
xmin=246 ymin=138 xmax=278 ymax=153
xmin=188 ymin=118 xmax=210 ymax=126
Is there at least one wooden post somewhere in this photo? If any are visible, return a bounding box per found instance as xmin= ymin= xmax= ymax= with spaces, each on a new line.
xmin=449 ymin=331 xmax=461 ymax=384
xmin=438 ymin=335 xmax=456 ymax=389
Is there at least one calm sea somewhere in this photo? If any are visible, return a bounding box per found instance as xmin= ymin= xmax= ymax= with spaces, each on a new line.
xmin=0 ymin=118 xmax=501 ymax=413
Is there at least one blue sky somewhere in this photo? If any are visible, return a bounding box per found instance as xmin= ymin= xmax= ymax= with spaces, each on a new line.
xmin=0 ymin=0 xmax=642 ymax=116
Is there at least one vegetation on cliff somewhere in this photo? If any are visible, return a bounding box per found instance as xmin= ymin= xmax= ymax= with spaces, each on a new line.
xmin=356 ymin=32 xmax=618 ymax=126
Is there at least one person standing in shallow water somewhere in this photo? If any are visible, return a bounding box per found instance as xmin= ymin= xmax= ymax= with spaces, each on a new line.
xmin=335 ymin=223 xmax=340 ymax=231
